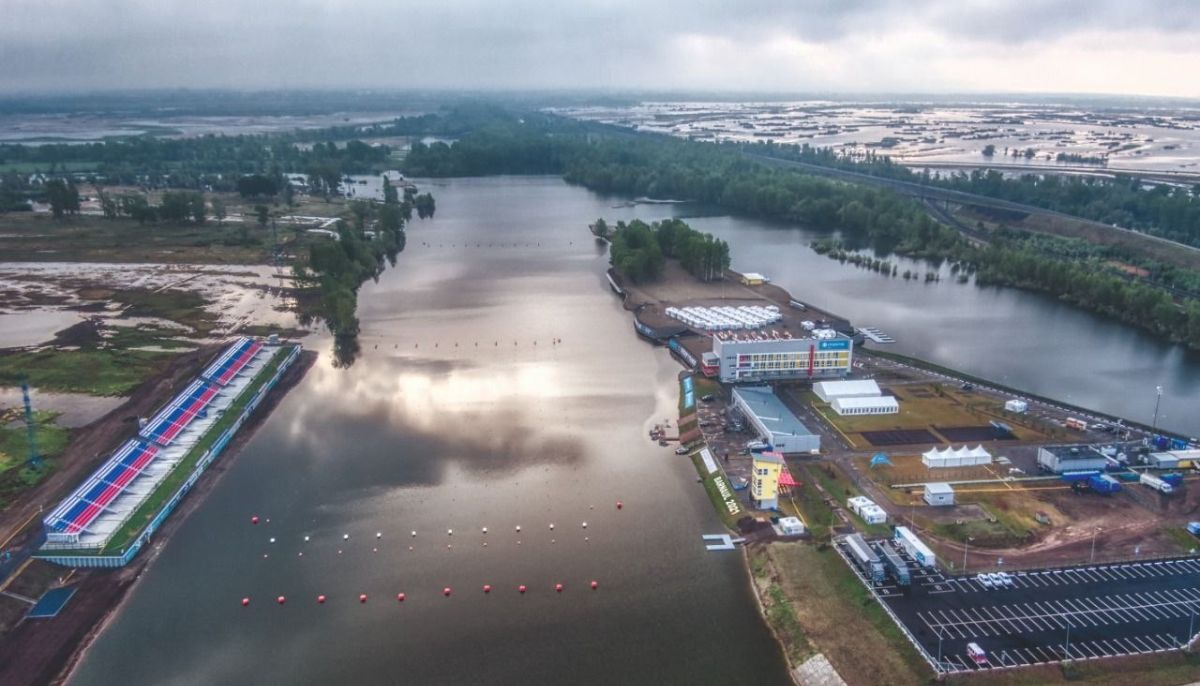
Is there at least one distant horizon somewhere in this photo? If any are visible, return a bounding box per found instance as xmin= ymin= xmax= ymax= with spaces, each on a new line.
xmin=2 ymin=88 xmax=1199 ymax=110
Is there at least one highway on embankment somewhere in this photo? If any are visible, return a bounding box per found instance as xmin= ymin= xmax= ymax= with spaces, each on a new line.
xmin=743 ymin=152 xmax=1200 ymax=260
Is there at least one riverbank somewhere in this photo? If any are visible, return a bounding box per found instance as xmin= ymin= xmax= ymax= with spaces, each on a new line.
xmin=615 ymin=253 xmax=1200 ymax=685
xmin=0 ymin=348 xmax=315 ymax=686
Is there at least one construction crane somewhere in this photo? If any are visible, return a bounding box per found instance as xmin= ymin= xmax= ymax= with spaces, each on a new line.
xmin=21 ymin=379 xmax=43 ymax=470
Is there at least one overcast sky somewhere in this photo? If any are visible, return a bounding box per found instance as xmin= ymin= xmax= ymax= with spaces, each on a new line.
xmin=3 ymin=0 xmax=1199 ymax=97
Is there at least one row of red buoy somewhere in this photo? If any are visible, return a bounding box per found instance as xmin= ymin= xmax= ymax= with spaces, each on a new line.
xmin=244 ymin=582 xmax=598 ymax=606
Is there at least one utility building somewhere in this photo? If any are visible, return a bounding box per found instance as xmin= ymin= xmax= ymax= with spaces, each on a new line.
xmin=832 ymin=395 xmax=899 ymax=416
xmin=923 ymin=483 xmax=955 ymax=507
xmin=732 ymin=386 xmax=820 ymax=454
xmin=813 ymin=379 xmax=881 ymax=402
xmin=1037 ymin=445 xmax=1108 ymax=474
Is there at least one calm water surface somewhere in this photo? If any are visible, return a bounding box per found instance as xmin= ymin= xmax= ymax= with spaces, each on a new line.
xmin=69 ymin=177 xmax=791 ymax=686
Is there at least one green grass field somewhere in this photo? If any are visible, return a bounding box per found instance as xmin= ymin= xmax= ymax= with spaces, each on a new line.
xmin=0 ymin=410 xmax=69 ymax=508
xmin=0 ymin=348 xmax=174 ymax=396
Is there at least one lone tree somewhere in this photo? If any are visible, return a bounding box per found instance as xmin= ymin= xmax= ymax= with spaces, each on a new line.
xmin=44 ymin=179 xmax=80 ymax=219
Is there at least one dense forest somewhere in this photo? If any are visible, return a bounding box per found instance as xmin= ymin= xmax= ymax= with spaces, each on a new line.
xmin=748 ymin=142 xmax=1200 ymax=248
xmin=605 ymin=218 xmax=730 ymax=283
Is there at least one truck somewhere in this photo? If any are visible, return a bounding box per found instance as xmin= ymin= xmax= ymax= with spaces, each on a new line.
xmin=1060 ymin=470 xmax=1101 ymax=483
xmin=1140 ymin=472 xmax=1175 ymax=494
xmin=893 ymin=526 xmax=937 ymax=568
xmin=844 ymin=534 xmax=885 ymax=583
xmin=1064 ymin=417 xmax=1089 ymax=432
xmin=879 ymin=545 xmax=911 ymax=586
xmin=1160 ymin=472 xmax=1184 ymax=488
xmin=1086 ymin=474 xmax=1122 ymax=494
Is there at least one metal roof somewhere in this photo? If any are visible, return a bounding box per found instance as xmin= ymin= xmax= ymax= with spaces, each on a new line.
xmin=732 ymin=385 xmax=815 ymax=439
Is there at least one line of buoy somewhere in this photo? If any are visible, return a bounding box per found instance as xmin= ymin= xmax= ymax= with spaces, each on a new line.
xmin=250 ymin=580 xmax=598 ymax=607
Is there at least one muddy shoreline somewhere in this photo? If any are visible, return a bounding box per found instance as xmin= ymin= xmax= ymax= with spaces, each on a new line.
xmin=0 ymin=350 xmax=316 ymax=686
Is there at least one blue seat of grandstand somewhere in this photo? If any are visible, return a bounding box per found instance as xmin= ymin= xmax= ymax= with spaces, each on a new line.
xmin=139 ymin=379 xmax=218 ymax=446
xmin=49 ymin=440 xmax=160 ymax=535
xmin=202 ymin=337 xmax=263 ymax=387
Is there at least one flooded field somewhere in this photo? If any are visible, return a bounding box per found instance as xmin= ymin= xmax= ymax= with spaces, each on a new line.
xmin=557 ymin=101 xmax=1200 ymax=174
xmin=0 ymin=262 xmax=300 ymax=344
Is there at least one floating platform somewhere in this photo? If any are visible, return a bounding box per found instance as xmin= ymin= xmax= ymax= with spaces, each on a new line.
xmin=859 ymin=327 xmax=895 ymax=344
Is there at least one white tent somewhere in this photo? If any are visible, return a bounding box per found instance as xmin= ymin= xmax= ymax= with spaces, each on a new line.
xmin=921 ymin=445 xmax=992 ymax=468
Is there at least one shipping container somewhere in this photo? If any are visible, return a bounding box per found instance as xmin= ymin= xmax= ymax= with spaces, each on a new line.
xmin=893 ymin=526 xmax=937 ymax=568
xmin=845 ymin=534 xmax=885 ymax=582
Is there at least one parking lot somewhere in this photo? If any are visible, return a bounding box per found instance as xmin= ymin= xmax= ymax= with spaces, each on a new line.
xmin=838 ymin=540 xmax=1200 ymax=674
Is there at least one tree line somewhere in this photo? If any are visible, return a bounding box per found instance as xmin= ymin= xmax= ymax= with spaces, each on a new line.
xmin=291 ymin=177 xmax=413 ymax=367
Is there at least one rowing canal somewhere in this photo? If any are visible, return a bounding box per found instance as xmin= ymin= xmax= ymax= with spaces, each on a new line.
xmin=69 ymin=175 xmax=1200 ymax=686
xmin=67 ymin=176 xmax=792 ymax=686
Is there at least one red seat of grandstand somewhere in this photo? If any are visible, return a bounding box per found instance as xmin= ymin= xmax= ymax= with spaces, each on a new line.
xmin=48 ymin=441 xmax=159 ymax=535
xmin=139 ymin=379 xmax=219 ymax=447
xmin=202 ymin=338 xmax=263 ymax=387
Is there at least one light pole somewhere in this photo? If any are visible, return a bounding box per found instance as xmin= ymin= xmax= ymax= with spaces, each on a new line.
xmin=1090 ymin=527 xmax=1101 ymax=564
xmin=1152 ymin=385 xmax=1163 ymax=433
xmin=962 ymin=536 xmax=974 ymax=574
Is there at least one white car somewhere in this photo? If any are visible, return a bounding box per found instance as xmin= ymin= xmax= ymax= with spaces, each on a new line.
xmin=976 ymin=573 xmax=993 ymax=589
xmin=674 ymin=447 xmax=690 ymax=455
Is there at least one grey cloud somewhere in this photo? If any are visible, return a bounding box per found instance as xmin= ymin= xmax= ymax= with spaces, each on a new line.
xmin=0 ymin=0 xmax=1196 ymax=92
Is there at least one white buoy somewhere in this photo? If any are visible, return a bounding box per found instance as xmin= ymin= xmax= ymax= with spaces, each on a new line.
xmin=411 ymin=530 xmax=417 ymax=537
xmin=304 ymin=535 xmax=310 ymax=542
xmin=482 ymin=527 xmax=488 ymax=534
xmin=515 ymin=525 xmax=521 ymax=532
xmin=376 ymin=532 xmax=382 ymax=539
xmin=447 ymin=529 xmax=453 ymax=536
xmin=549 ymin=523 xmax=555 ymax=530
xmin=582 ymin=522 xmax=588 ymax=529
xmin=269 ymin=537 xmax=276 ymax=544
xmin=343 ymin=533 xmax=350 ymax=541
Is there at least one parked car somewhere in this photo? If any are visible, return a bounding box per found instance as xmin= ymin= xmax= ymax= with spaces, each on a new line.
xmin=976 ymin=573 xmax=994 ymax=589
xmin=967 ymin=642 xmax=989 ymax=666
xmin=700 ymin=394 xmax=716 ymax=403
xmin=674 ymin=447 xmax=690 ymax=455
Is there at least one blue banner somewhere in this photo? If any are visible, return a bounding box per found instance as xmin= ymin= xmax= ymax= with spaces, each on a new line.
xmin=818 ymin=339 xmax=849 ymax=351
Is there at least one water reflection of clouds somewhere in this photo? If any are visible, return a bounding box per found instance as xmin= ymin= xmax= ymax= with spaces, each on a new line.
xmin=280 ymin=354 xmax=584 ymax=490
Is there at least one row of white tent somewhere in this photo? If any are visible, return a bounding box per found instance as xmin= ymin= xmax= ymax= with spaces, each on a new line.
xmin=921 ymin=445 xmax=993 ymax=468
xmin=666 ymin=305 xmax=782 ymax=331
